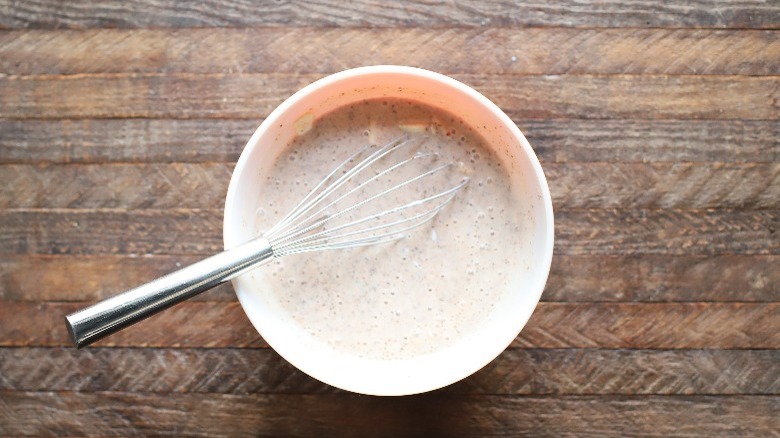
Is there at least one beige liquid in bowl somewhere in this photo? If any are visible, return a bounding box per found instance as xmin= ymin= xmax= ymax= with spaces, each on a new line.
xmin=250 ymin=98 xmax=527 ymax=360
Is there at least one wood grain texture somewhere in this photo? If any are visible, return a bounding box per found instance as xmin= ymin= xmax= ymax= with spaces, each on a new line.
xmin=3 ymin=119 xmax=776 ymax=164
xmin=456 ymin=349 xmax=780 ymax=396
xmin=0 ymin=73 xmax=307 ymax=119
xmin=0 ymin=209 xmax=224 ymax=256
xmin=554 ymin=209 xmax=779 ymax=256
xmin=545 ymin=255 xmax=780 ymax=302
xmin=3 ymin=162 xmax=778 ymax=209
xmin=513 ymin=302 xmax=780 ymax=349
xmin=547 ymin=163 xmax=780 ymax=209
xmin=1 ymin=392 xmax=777 ymax=437
xmin=2 ymin=28 xmax=778 ymax=76
xmin=0 ymin=301 xmax=265 ymax=348
xmin=2 ymin=74 xmax=777 ymax=120
xmin=2 ymin=209 xmax=776 ymax=256
xmin=4 ymin=254 xmax=777 ymax=303
xmin=0 ymin=254 xmax=235 ymax=302
xmin=1 ymin=0 xmax=778 ymax=29
xmin=0 ymin=119 xmax=255 ymax=164
xmin=1 ymin=163 xmax=233 ymax=209
xmin=491 ymin=76 xmax=780 ymax=121
xmin=1 ymin=302 xmax=776 ymax=349
xmin=526 ymin=119 xmax=780 ymax=163
xmin=1 ymin=348 xmax=778 ymax=395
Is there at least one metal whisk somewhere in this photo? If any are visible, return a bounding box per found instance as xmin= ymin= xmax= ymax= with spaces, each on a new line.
xmin=65 ymin=137 xmax=468 ymax=348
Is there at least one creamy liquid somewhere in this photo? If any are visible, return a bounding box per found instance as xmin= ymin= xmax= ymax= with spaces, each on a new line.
xmin=251 ymin=99 xmax=524 ymax=360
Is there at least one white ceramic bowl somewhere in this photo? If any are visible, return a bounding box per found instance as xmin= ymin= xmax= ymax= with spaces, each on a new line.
xmin=224 ymin=66 xmax=553 ymax=395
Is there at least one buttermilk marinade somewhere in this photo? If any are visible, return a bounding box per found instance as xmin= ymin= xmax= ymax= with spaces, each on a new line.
xmin=250 ymin=98 xmax=523 ymax=360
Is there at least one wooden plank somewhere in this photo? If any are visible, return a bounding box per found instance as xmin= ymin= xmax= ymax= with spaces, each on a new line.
xmin=548 ymin=163 xmax=780 ymax=209
xmin=3 ymin=119 xmax=777 ymax=165
xmin=2 ymin=28 xmax=778 ymax=76
xmin=0 ymin=392 xmax=776 ymax=436
xmin=0 ymin=73 xmax=301 ymax=120
xmin=526 ymin=119 xmax=779 ymax=164
xmin=455 ymin=349 xmax=780 ymax=396
xmin=0 ymin=301 xmax=265 ymax=348
xmin=1 ymin=209 xmax=776 ymax=256
xmin=4 ymin=254 xmax=778 ymax=303
xmin=0 ymin=347 xmax=329 ymax=394
xmin=1 ymin=163 xmax=233 ymax=209
xmin=0 ymin=0 xmax=777 ymax=29
xmin=514 ymin=302 xmax=780 ymax=349
xmin=1 ymin=348 xmax=777 ymax=395
xmin=0 ymin=73 xmax=310 ymax=120
xmin=3 ymin=163 xmax=777 ymax=209
xmin=491 ymin=76 xmax=780 ymax=121
xmin=554 ymin=209 xmax=779 ymax=256
xmin=0 ymin=209 xmax=224 ymax=256
xmin=0 ymin=254 xmax=235 ymax=302
xmin=545 ymin=255 xmax=780 ymax=302
xmin=1 ymin=302 xmax=776 ymax=349
xmin=0 ymin=119 xmax=255 ymax=164
xmin=1 ymin=74 xmax=776 ymax=120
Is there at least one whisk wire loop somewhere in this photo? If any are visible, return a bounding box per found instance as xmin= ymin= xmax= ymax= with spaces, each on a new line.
xmin=269 ymin=157 xmax=450 ymax=248
xmin=264 ymin=136 xmax=467 ymax=257
xmin=266 ymin=136 xmax=410 ymax=237
xmin=274 ymin=177 xmax=468 ymax=256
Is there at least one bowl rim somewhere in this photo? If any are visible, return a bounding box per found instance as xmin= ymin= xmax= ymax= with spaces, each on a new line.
xmin=224 ymin=65 xmax=554 ymax=395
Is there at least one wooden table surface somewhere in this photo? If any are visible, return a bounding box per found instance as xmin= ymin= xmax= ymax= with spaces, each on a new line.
xmin=1 ymin=1 xmax=778 ymax=436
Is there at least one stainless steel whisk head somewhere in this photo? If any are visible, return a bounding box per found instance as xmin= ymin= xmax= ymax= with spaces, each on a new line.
xmin=266 ymin=136 xmax=468 ymax=257
xmin=65 ymin=136 xmax=468 ymax=348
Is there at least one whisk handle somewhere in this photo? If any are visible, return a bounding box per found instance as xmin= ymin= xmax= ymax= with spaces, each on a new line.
xmin=64 ymin=237 xmax=274 ymax=349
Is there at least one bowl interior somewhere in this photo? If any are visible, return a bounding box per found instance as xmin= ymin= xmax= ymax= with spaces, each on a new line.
xmin=224 ymin=66 xmax=553 ymax=395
